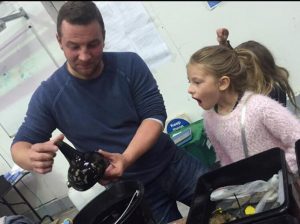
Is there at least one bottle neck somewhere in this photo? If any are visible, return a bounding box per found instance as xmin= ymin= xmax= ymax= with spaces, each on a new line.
xmin=55 ymin=141 xmax=82 ymax=162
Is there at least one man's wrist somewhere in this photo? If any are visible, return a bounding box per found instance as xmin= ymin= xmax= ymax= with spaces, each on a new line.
xmin=122 ymin=151 xmax=134 ymax=170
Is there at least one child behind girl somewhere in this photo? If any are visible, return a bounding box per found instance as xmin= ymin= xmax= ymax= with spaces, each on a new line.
xmin=216 ymin=27 xmax=298 ymax=110
xmin=187 ymin=45 xmax=300 ymax=173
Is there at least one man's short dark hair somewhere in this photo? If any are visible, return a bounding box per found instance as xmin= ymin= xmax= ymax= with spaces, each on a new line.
xmin=57 ymin=1 xmax=105 ymax=38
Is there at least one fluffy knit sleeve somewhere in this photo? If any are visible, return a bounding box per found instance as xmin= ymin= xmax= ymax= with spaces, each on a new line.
xmin=204 ymin=111 xmax=232 ymax=166
xmin=258 ymin=96 xmax=300 ymax=173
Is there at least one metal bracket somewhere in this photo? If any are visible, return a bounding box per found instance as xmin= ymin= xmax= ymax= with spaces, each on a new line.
xmin=0 ymin=7 xmax=28 ymax=32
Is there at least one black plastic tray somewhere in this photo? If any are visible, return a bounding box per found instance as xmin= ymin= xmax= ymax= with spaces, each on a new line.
xmin=186 ymin=148 xmax=292 ymax=224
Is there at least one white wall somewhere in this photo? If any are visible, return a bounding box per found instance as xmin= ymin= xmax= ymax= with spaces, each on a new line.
xmin=1 ymin=1 xmax=300 ymax=213
xmin=143 ymin=1 xmax=300 ymax=122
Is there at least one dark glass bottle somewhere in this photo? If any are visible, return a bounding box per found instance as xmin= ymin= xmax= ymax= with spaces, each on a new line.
xmin=55 ymin=140 xmax=109 ymax=191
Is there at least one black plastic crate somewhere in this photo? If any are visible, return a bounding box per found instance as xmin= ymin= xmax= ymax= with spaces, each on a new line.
xmin=73 ymin=180 xmax=156 ymax=224
xmin=186 ymin=148 xmax=295 ymax=224
xmin=254 ymin=213 xmax=298 ymax=224
xmin=295 ymin=139 xmax=300 ymax=176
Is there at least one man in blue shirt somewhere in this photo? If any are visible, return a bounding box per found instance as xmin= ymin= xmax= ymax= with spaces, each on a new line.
xmin=11 ymin=2 xmax=208 ymax=223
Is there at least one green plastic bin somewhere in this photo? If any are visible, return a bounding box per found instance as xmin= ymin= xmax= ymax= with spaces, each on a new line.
xmin=169 ymin=119 xmax=216 ymax=167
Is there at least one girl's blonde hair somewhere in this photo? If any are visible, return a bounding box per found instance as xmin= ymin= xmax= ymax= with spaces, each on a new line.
xmin=188 ymin=45 xmax=266 ymax=95
xmin=189 ymin=45 xmax=298 ymax=109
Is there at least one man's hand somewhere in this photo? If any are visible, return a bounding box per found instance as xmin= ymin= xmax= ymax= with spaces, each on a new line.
xmin=97 ymin=149 xmax=129 ymax=185
xmin=28 ymin=134 xmax=64 ymax=174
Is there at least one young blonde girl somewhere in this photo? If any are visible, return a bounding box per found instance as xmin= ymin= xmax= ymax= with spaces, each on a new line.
xmin=187 ymin=45 xmax=300 ymax=173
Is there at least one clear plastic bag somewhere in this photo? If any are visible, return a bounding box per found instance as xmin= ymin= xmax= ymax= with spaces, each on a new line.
xmin=210 ymin=170 xmax=283 ymax=213
xmin=210 ymin=174 xmax=278 ymax=201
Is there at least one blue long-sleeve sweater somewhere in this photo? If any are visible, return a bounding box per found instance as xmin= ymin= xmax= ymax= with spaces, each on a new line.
xmin=13 ymin=52 xmax=176 ymax=183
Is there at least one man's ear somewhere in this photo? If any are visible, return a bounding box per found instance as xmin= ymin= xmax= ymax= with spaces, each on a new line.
xmin=218 ymin=75 xmax=230 ymax=91
xmin=56 ymin=34 xmax=63 ymax=50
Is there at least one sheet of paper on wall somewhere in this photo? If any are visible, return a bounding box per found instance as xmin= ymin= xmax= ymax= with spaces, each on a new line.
xmin=95 ymin=2 xmax=172 ymax=71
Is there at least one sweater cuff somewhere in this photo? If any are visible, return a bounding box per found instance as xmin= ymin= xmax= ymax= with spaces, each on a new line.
xmin=145 ymin=118 xmax=164 ymax=128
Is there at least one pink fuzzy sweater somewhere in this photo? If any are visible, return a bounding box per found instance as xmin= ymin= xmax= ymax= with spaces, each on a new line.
xmin=204 ymin=91 xmax=300 ymax=173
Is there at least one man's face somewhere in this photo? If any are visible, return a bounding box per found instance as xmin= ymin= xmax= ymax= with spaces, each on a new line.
xmin=57 ymin=20 xmax=105 ymax=79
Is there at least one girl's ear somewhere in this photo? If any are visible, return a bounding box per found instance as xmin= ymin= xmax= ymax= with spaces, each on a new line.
xmin=218 ymin=75 xmax=230 ymax=91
